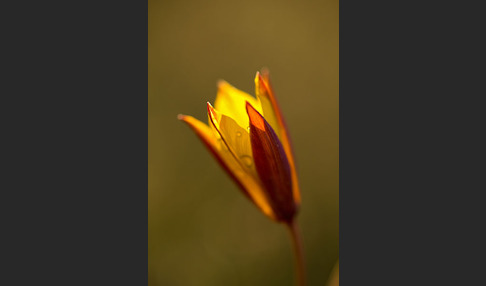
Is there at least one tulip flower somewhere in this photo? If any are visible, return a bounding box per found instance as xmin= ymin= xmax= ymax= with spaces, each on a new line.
xmin=178 ymin=70 xmax=305 ymax=285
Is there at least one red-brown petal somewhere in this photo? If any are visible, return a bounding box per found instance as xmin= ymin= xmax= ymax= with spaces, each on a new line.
xmin=257 ymin=70 xmax=301 ymax=206
xmin=246 ymin=102 xmax=297 ymax=223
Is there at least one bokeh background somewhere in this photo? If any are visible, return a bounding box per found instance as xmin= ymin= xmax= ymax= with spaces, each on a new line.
xmin=149 ymin=0 xmax=338 ymax=285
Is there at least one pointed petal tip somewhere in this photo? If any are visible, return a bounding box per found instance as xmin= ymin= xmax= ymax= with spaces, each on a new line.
xmin=207 ymin=102 xmax=218 ymax=122
xmin=255 ymin=72 xmax=271 ymax=100
xmin=246 ymin=102 xmax=265 ymax=130
xmin=257 ymin=73 xmax=265 ymax=84
xmin=254 ymin=68 xmax=269 ymax=83
xmin=254 ymin=71 xmax=265 ymax=87
xmin=206 ymin=101 xmax=214 ymax=111
xmin=245 ymin=100 xmax=253 ymax=113
xmin=177 ymin=114 xmax=186 ymax=121
xmin=217 ymin=80 xmax=236 ymax=96
xmin=217 ymin=79 xmax=228 ymax=89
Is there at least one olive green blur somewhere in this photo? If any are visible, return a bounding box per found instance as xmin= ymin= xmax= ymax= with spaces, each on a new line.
xmin=148 ymin=0 xmax=338 ymax=285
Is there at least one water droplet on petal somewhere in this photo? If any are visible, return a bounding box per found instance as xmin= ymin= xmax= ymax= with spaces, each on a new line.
xmin=236 ymin=131 xmax=242 ymax=137
xmin=239 ymin=155 xmax=253 ymax=168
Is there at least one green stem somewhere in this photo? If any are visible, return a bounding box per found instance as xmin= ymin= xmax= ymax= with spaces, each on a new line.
xmin=286 ymin=219 xmax=306 ymax=286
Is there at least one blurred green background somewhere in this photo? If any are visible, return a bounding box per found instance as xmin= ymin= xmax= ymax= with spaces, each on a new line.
xmin=148 ymin=0 xmax=338 ymax=285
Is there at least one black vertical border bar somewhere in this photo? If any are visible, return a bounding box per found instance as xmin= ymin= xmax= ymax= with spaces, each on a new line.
xmin=2 ymin=0 xmax=150 ymax=284
xmin=340 ymin=1 xmax=485 ymax=285
xmin=91 ymin=1 xmax=149 ymax=284
xmin=66 ymin=0 xmax=149 ymax=284
xmin=340 ymin=0 xmax=425 ymax=284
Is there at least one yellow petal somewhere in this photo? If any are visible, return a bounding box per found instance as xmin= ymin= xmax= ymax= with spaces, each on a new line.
xmin=255 ymin=72 xmax=281 ymax=139
xmin=179 ymin=113 xmax=275 ymax=220
xmin=206 ymin=103 xmax=264 ymax=182
xmin=207 ymin=103 xmax=253 ymax=171
xmin=214 ymin=80 xmax=262 ymax=130
xmin=254 ymin=71 xmax=301 ymax=205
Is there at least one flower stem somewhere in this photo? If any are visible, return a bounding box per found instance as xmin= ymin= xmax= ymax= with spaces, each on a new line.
xmin=286 ymin=219 xmax=306 ymax=286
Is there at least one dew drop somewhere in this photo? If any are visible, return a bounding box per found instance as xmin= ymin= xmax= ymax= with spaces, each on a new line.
xmin=236 ymin=131 xmax=242 ymax=137
xmin=239 ymin=155 xmax=253 ymax=167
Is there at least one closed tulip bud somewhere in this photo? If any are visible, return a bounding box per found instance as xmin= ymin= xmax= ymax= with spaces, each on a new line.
xmin=179 ymin=70 xmax=306 ymax=285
